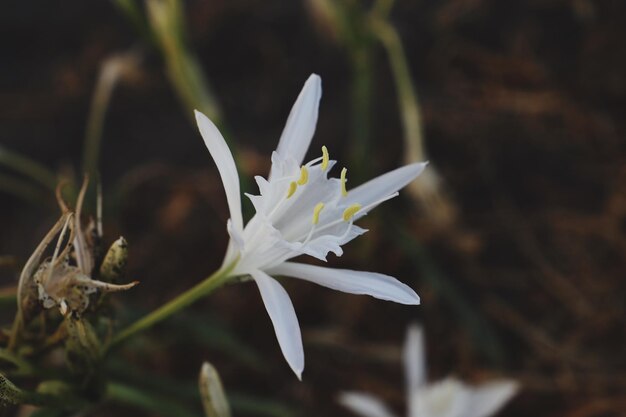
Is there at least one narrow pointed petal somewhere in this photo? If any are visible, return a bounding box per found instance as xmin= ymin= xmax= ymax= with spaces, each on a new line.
xmin=79 ymin=278 xmax=139 ymax=292
xmin=195 ymin=110 xmax=243 ymax=232
xmin=273 ymin=74 xmax=322 ymax=169
xmin=339 ymin=392 xmax=398 ymax=417
xmin=269 ymin=262 xmax=420 ymax=305
xmin=250 ymin=269 xmax=304 ymax=379
xmin=346 ymin=163 xmax=428 ymax=208
xmin=465 ymin=380 xmax=519 ymax=417
xmin=404 ymin=324 xmax=427 ymax=417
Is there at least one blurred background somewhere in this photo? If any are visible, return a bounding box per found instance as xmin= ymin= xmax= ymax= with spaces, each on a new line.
xmin=1 ymin=0 xmax=625 ymax=416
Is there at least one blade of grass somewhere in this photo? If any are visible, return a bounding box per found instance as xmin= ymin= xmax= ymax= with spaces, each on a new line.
xmin=0 ymin=146 xmax=56 ymax=190
xmin=394 ymin=227 xmax=505 ymax=365
xmin=369 ymin=13 xmax=456 ymax=226
xmin=82 ymin=51 xmax=141 ymax=180
xmin=107 ymin=382 xmax=198 ymax=417
xmin=107 ymin=371 xmax=296 ymax=417
xmin=229 ymin=394 xmax=297 ymax=417
xmin=112 ymin=0 xmax=153 ymax=42
xmin=173 ymin=314 xmax=267 ymax=371
xmin=308 ymin=0 xmax=374 ymax=180
xmin=0 ymin=284 xmax=17 ymax=307
xmin=367 ymin=15 xmax=425 ymax=164
xmin=146 ymin=0 xmax=221 ymax=124
xmin=0 ymin=173 xmax=50 ymax=205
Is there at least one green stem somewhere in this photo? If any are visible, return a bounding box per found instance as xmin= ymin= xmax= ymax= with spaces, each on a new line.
xmin=146 ymin=0 xmax=222 ymax=124
xmin=107 ymin=261 xmax=237 ymax=352
xmin=369 ymin=16 xmax=426 ymax=164
xmin=0 ymin=173 xmax=48 ymax=204
xmin=349 ymin=44 xmax=374 ymax=181
xmin=106 ymin=382 xmax=198 ymax=417
xmin=0 ymin=348 xmax=35 ymax=376
xmin=83 ymin=53 xmax=135 ymax=181
xmin=0 ymin=146 xmax=57 ymax=191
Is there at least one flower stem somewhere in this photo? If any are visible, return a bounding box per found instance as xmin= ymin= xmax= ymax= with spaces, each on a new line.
xmin=368 ymin=16 xmax=425 ymax=164
xmin=106 ymin=261 xmax=237 ymax=353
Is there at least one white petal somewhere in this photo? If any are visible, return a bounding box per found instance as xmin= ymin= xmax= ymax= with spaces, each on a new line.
xmin=227 ymin=218 xmax=245 ymax=251
xmin=414 ymin=378 xmax=470 ymax=417
xmin=339 ymin=392 xmax=398 ymax=417
xmin=250 ymin=269 xmax=304 ymax=379
xmin=268 ymin=262 xmax=420 ymax=305
xmin=404 ymin=324 xmax=427 ymax=414
xmin=346 ymin=163 xmax=428 ymax=208
xmin=195 ymin=110 xmax=243 ymax=232
xmin=465 ymin=380 xmax=519 ymax=417
xmin=272 ymin=74 xmax=322 ymax=173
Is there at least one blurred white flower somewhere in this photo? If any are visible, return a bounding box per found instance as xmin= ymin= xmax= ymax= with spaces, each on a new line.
xmin=195 ymin=74 xmax=426 ymax=379
xmin=340 ymin=325 xmax=519 ymax=417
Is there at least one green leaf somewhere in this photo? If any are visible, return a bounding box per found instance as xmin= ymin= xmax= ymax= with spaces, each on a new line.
xmin=107 ymin=382 xmax=198 ymax=417
xmin=0 ymin=372 xmax=24 ymax=406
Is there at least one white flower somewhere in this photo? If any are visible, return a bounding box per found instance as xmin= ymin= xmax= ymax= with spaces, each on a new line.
xmin=339 ymin=325 xmax=519 ymax=417
xmin=195 ymin=74 xmax=426 ymax=379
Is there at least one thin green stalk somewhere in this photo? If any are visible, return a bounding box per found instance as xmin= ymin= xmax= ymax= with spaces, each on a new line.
xmin=0 ymin=173 xmax=47 ymax=204
xmin=369 ymin=15 xmax=456 ymax=225
xmin=83 ymin=52 xmax=139 ymax=180
xmin=394 ymin=227 xmax=504 ymax=365
xmin=369 ymin=16 xmax=425 ymax=164
xmin=107 ymin=382 xmax=198 ymax=417
xmin=372 ymin=0 xmax=395 ymax=18
xmin=113 ymin=0 xmax=153 ymax=42
xmin=107 ymin=261 xmax=237 ymax=352
xmin=146 ymin=0 xmax=221 ymax=124
xmin=311 ymin=0 xmax=374 ymax=179
xmin=0 ymin=348 xmax=35 ymax=376
xmin=349 ymin=45 xmax=374 ymax=180
xmin=0 ymin=293 xmax=16 ymax=307
xmin=0 ymin=146 xmax=57 ymax=191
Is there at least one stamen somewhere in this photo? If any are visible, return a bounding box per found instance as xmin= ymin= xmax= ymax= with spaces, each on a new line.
xmin=342 ymin=204 xmax=361 ymax=221
xmin=321 ymin=146 xmax=329 ymax=170
xmin=312 ymin=202 xmax=325 ymax=225
xmin=303 ymin=203 xmax=323 ymax=244
xmin=286 ymin=181 xmax=298 ymax=198
xmin=338 ymin=219 xmax=355 ymax=241
xmin=297 ymin=166 xmax=309 ymax=185
xmin=340 ymin=167 xmax=348 ymax=197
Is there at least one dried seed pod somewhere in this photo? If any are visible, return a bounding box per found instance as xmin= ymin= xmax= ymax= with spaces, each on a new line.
xmin=36 ymin=258 xmax=138 ymax=316
xmin=199 ymin=362 xmax=231 ymax=417
xmin=99 ymin=237 xmax=128 ymax=283
xmin=35 ymin=177 xmax=138 ymax=316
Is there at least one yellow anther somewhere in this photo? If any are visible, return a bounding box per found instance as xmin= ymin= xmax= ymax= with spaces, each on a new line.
xmin=312 ymin=202 xmax=325 ymax=225
xmin=297 ymin=166 xmax=309 ymax=185
xmin=286 ymin=181 xmax=298 ymax=198
xmin=321 ymin=146 xmax=329 ymax=170
xmin=342 ymin=204 xmax=361 ymax=221
xmin=340 ymin=167 xmax=348 ymax=197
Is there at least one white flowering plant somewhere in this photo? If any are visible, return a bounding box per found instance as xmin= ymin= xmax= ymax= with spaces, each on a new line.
xmin=0 ymin=73 xmax=519 ymax=417
xmin=340 ymin=325 xmax=519 ymax=417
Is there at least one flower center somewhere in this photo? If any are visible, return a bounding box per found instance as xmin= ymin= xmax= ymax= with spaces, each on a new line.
xmin=275 ymin=146 xmax=363 ymax=244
